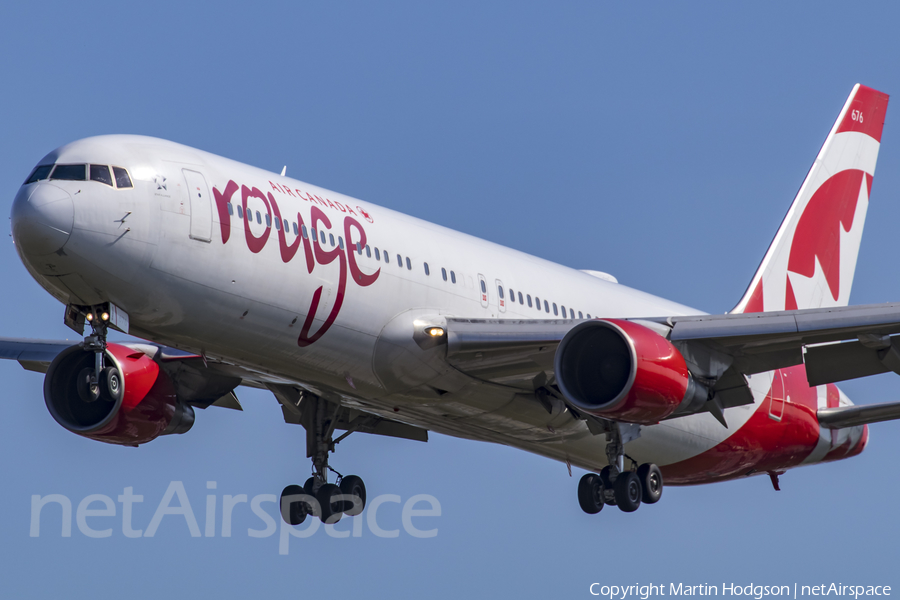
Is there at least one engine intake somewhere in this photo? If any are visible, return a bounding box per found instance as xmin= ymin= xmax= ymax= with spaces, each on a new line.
xmin=555 ymin=319 xmax=699 ymax=424
xmin=44 ymin=343 xmax=194 ymax=446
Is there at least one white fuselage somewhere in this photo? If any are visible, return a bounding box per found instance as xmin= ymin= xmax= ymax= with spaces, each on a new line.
xmin=11 ymin=135 xmax=863 ymax=484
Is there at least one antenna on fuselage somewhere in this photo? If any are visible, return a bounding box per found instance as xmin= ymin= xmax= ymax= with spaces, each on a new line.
xmin=280 ymin=166 xmax=287 ymax=177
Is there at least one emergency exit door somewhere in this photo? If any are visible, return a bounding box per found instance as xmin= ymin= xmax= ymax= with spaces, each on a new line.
xmin=183 ymin=169 xmax=212 ymax=242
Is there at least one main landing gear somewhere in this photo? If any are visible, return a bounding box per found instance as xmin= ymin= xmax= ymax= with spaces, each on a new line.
xmin=280 ymin=393 xmax=367 ymax=525
xmin=577 ymin=423 xmax=663 ymax=514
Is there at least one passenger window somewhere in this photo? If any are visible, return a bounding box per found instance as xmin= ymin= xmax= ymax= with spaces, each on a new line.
xmin=237 ymin=205 xmax=243 ymax=219
xmin=397 ymin=254 xmax=402 ymax=267
xmin=356 ymin=242 xmax=362 ymax=254
xmin=561 ymin=305 xmax=566 ymax=318
xmin=339 ymin=237 xmax=344 ymax=250
xmin=406 ymin=257 xmax=411 ymax=270
xmin=553 ymin=303 xmax=558 ymax=316
xmin=90 ymin=165 xmax=113 ymax=186
xmin=321 ymin=231 xmax=326 ymax=244
xmin=366 ymin=245 xmax=371 ymax=258
xmin=451 ymin=271 xmax=456 ymax=284
xmin=570 ymin=308 xmax=575 ymax=319
xmin=535 ymin=297 xmax=540 ymax=309
xmin=498 ymin=286 xmax=504 ymax=299
xmin=480 ymin=280 xmax=487 ymax=294
xmin=51 ymin=164 xmax=86 ymax=181
xmin=24 ymin=165 xmax=53 ymax=184
xmin=375 ymin=248 xmax=381 ymax=261
xmin=112 ymin=167 xmax=132 ymax=188
xmin=442 ymin=268 xmax=447 ymax=281
xmin=587 ymin=313 xmax=592 ymax=319
xmin=518 ymin=292 xmax=524 ymax=304
xmin=578 ymin=311 xmax=583 ymax=319
xmin=527 ymin=294 xmax=532 ymax=308
xmin=284 ymin=219 xmax=289 ymax=231
xmin=265 ymin=214 xmax=272 ymax=227
xmin=226 ymin=203 xmax=234 ymax=216
xmin=544 ymin=300 xmax=550 ymax=313
xmin=329 ymin=234 xmax=335 ymax=247
xmin=424 ymin=263 xmax=430 ymax=276
xmin=508 ymin=288 xmax=515 ymax=303
xmin=297 ymin=224 xmax=304 ymax=237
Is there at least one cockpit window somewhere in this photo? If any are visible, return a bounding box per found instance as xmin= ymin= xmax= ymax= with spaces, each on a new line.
xmin=24 ymin=165 xmax=53 ymax=185
xmin=50 ymin=164 xmax=86 ymax=181
xmin=90 ymin=165 xmax=113 ymax=187
xmin=112 ymin=167 xmax=132 ymax=189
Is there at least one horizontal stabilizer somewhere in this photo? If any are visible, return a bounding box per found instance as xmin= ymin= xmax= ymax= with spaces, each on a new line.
xmin=818 ymin=401 xmax=900 ymax=429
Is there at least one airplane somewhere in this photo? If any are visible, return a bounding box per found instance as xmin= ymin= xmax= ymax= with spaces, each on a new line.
xmin=7 ymin=83 xmax=900 ymax=524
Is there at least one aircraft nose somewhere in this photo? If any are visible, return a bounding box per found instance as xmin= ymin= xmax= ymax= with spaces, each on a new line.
xmin=11 ymin=183 xmax=75 ymax=256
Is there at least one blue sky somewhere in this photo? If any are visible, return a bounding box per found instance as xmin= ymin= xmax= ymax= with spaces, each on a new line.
xmin=3 ymin=1 xmax=900 ymax=597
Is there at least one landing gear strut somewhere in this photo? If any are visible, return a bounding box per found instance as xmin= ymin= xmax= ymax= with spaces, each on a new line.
xmin=577 ymin=422 xmax=664 ymax=514
xmin=76 ymin=305 xmax=121 ymax=405
xmin=280 ymin=392 xmax=367 ymax=525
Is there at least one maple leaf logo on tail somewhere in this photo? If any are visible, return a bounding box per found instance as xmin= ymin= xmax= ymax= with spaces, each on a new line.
xmin=732 ymin=84 xmax=889 ymax=315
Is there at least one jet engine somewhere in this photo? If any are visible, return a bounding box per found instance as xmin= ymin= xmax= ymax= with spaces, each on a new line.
xmin=555 ymin=319 xmax=706 ymax=424
xmin=44 ymin=343 xmax=194 ymax=446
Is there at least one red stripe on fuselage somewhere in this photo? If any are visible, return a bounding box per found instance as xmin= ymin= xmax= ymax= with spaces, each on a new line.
xmin=661 ymin=365 xmax=821 ymax=485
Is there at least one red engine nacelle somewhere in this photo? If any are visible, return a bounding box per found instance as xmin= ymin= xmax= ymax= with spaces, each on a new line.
xmin=555 ymin=319 xmax=697 ymax=424
xmin=44 ymin=343 xmax=194 ymax=446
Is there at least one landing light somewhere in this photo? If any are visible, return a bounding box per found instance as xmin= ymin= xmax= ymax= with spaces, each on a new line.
xmin=425 ymin=327 xmax=445 ymax=337
xmin=101 ymin=312 xmax=109 ymax=321
xmin=86 ymin=313 xmax=93 ymax=322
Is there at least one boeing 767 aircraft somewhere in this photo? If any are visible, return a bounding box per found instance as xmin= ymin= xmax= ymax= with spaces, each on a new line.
xmin=7 ymin=84 xmax=899 ymax=523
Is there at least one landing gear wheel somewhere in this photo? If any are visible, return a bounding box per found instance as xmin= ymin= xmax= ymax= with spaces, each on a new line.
xmin=303 ymin=477 xmax=316 ymax=495
xmin=599 ymin=466 xmax=617 ymax=506
xmin=317 ymin=483 xmax=343 ymax=523
xmin=98 ymin=367 xmax=123 ymax=403
xmin=614 ymin=471 xmax=642 ymax=513
xmin=577 ymin=473 xmax=604 ymax=514
xmin=280 ymin=484 xmax=310 ymax=526
xmin=76 ymin=368 xmax=101 ymax=403
xmin=339 ymin=475 xmax=367 ymax=516
xmin=637 ymin=463 xmax=663 ymax=504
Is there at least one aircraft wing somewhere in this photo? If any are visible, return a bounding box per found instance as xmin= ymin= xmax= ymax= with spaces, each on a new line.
xmin=443 ymin=301 xmax=900 ymax=427
xmin=0 ymin=338 xmax=78 ymax=373
xmin=0 ymin=337 xmax=427 ymax=442
xmin=446 ymin=302 xmax=900 ymax=383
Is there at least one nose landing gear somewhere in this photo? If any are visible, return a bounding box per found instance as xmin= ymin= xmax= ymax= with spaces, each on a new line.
xmin=279 ymin=392 xmax=367 ymax=525
xmin=72 ymin=304 xmax=121 ymax=405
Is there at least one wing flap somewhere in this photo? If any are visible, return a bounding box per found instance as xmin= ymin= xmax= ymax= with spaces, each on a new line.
xmin=804 ymin=340 xmax=891 ymax=385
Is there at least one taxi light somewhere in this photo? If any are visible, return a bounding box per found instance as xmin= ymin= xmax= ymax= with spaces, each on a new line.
xmin=101 ymin=312 xmax=110 ymax=321
xmin=426 ymin=327 xmax=445 ymax=337
xmin=86 ymin=313 xmax=94 ymax=322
